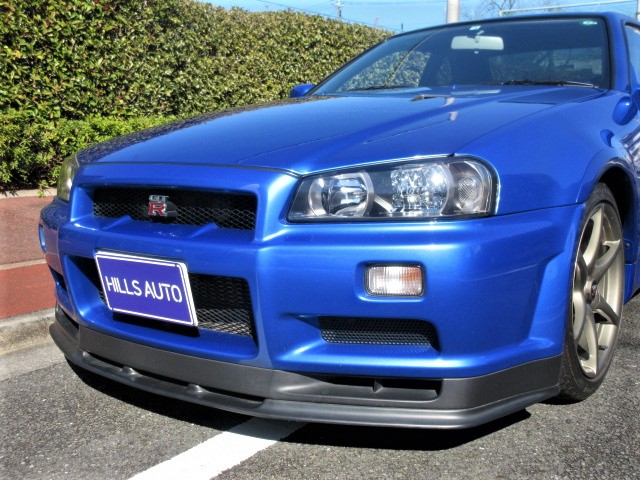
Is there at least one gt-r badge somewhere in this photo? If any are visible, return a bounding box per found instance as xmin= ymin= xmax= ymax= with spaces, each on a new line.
xmin=148 ymin=195 xmax=177 ymax=218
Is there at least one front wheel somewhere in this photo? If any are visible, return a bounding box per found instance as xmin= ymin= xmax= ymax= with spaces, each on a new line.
xmin=558 ymin=183 xmax=624 ymax=401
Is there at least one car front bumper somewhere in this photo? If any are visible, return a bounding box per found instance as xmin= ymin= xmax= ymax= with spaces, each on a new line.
xmin=41 ymin=164 xmax=583 ymax=427
xmin=52 ymin=305 xmax=560 ymax=428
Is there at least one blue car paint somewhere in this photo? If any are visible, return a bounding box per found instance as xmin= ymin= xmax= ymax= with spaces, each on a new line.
xmin=43 ymin=175 xmax=580 ymax=377
xmin=71 ymin=88 xmax=633 ymax=215
xmin=40 ymin=12 xmax=640 ymax=427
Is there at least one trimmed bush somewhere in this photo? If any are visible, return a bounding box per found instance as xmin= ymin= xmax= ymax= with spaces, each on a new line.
xmin=1 ymin=0 xmax=389 ymax=189
xmin=1 ymin=0 xmax=389 ymax=118
xmin=0 ymin=111 xmax=175 ymax=189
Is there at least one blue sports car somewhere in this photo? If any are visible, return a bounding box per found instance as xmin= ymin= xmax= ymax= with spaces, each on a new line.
xmin=41 ymin=12 xmax=640 ymax=428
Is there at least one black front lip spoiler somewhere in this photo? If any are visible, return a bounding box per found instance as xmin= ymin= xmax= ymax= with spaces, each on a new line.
xmin=51 ymin=306 xmax=561 ymax=429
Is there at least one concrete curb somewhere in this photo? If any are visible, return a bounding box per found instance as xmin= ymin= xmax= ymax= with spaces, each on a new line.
xmin=0 ymin=309 xmax=55 ymax=356
xmin=0 ymin=188 xmax=57 ymax=199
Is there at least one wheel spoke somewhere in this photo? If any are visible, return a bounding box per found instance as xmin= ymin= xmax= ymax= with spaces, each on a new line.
xmin=578 ymin=308 xmax=599 ymax=377
xmin=576 ymin=255 xmax=589 ymax=286
xmin=594 ymin=294 xmax=621 ymax=326
xmin=592 ymin=239 xmax=622 ymax=282
xmin=582 ymin=207 xmax=603 ymax=270
xmin=572 ymin=289 xmax=587 ymax=341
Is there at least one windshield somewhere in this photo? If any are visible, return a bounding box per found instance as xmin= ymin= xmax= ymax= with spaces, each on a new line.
xmin=314 ymin=17 xmax=610 ymax=93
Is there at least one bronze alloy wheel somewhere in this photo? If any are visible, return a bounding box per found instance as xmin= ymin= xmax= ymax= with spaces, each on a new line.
xmin=559 ymin=183 xmax=624 ymax=401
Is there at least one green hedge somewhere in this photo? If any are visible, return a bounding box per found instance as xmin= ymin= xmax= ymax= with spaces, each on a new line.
xmin=1 ymin=0 xmax=389 ymax=190
xmin=0 ymin=111 xmax=175 ymax=189
xmin=1 ymin=0 xmax=388 ymax=119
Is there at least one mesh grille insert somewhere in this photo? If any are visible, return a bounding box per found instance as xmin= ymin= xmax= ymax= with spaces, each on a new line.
xmin=320 ymin=317 xmax=437 ymax=347
xmin=92 ymin=187 xmax=257 ymax=230
xmin=190 ymin=273 xmax=256 ymax=338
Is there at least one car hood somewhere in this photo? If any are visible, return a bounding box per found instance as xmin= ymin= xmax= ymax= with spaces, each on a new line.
xmin=79 ymin=87 xmax=604 ymax=175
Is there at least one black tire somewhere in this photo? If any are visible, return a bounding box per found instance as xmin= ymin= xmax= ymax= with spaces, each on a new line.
xmin=557 ymin=183 xmax=624 ymax=402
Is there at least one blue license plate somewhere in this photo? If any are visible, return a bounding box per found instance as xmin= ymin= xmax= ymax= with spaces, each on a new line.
xmin=95 ymin=251 xmax=197 ymax=326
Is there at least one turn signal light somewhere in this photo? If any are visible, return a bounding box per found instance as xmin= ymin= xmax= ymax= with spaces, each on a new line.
xmin=365 ymin=265 xmax=424 ymax=297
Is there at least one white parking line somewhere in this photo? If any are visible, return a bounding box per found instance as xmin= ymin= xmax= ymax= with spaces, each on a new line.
xmin=128 ymin=418 xmax=304 ymax=480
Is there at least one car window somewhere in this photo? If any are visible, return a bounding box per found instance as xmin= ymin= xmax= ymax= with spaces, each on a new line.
xmin=323 ymin=31 xmax=439 ymax=92
xmin=625 ymin=24 xmax=640 ymax=84
xmin=316 ymin=17 xmax=610 ymax=92
xmin=487 ymin=47 xmax=605 ymax=85
xmin=340 ymin=49 xmax=431 ymax=91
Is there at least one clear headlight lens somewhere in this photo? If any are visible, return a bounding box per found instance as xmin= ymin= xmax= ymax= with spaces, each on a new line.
xmin=57 ymin=155 xmax=79 ymax=202
xmin=288 ymin=158 xmax=495 ymax=221
xmin=308 ymin=173 xmax=374 ymax=217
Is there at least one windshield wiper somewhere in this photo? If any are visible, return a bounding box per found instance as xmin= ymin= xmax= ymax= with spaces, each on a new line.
xmin=346 ymin=85 xmax=416 ymax=91
xmin=498 ymin=79 xmax=596 ymax=88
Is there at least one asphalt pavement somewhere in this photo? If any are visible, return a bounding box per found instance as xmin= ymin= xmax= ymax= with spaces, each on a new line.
xmin=2 ymin=305 xmax=639 ymax=479
xmin=0 ymin=190 xmax=57 ymax=354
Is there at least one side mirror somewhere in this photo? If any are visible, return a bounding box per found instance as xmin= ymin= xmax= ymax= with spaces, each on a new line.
xmin=613 ymin=92 xmax=639 ymax=125
xmin=290 ymin=84 xmax=315 ymax=98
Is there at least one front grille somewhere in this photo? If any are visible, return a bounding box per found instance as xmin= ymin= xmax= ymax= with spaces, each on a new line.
xmin=320 ymin=317 xmax=437 ymax=347
xmin=92 ymin=187 xmax=257 ymax=230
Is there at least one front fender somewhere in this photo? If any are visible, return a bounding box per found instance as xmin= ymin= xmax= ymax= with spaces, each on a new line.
xmin=458 ymin=91 xmax=638 ymax=216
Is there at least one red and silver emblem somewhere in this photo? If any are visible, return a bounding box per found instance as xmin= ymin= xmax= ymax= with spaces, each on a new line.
xmin=148 ymin=195 xmax=177 ymax=218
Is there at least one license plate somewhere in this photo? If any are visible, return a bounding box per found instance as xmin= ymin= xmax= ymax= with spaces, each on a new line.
xmin=95 ymin=251 xmax=197 ymax=326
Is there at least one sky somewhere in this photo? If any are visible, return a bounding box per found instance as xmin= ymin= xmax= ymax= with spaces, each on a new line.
xmin=202 ymin=0 xmax=638 ymax=33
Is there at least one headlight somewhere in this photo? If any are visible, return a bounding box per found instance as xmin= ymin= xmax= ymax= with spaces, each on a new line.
xmin=57 ymin=155 xmax=79 ymax=202
xmin=288 ymin=157 xmax=495 ymax=221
